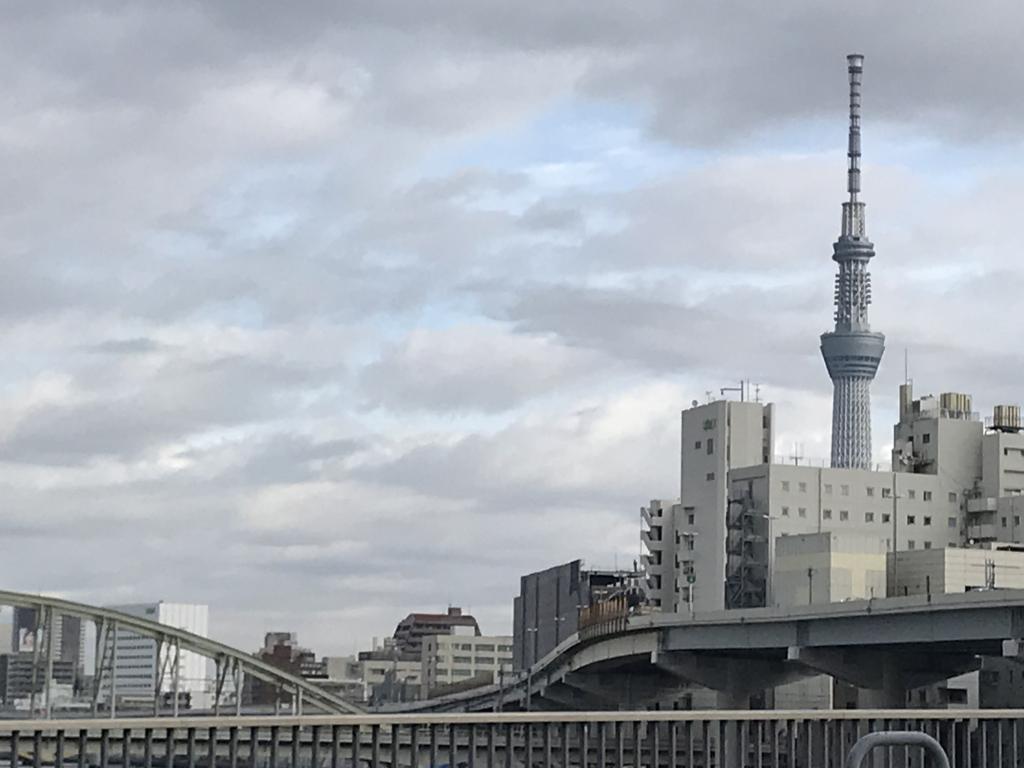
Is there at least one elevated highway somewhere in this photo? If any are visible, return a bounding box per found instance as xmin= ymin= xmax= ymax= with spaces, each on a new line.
xmin=410 ymin=589 xmax=1024 ymax=712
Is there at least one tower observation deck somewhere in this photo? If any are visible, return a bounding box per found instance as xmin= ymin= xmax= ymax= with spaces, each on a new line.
xmin=820 ymin=54 xmax=885 ymax=469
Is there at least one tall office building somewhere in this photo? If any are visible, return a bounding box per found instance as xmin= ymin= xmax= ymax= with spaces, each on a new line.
xmin=820 ymin=54 xmax=885 ymax=469
xmin=10 ymin=608 xmax=85 ymax=677
xmin=99 ymin=602 xmax=210 ymax=710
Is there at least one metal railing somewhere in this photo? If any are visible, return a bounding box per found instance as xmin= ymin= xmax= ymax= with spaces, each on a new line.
xmin=0 ymin=710 xmax=1018 ymax=768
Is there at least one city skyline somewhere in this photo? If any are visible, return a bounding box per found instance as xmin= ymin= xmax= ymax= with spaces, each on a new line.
xmin=2 ymin=4 xmax=1024 ymax=656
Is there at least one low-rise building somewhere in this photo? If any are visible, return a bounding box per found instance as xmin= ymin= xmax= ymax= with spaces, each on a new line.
xmin=421 ymin=633 xmax=512 ymax=699
xmin=392 ymin=607 xmax=480 ymax=657
xmin=356 ymin=641 xmax=422 ymax=705
xmin=247 ymin=632 xmax=326 ymax=707
xmin=886 ymin=544 xmax=1024 ymax=708
xmin=0 ymin=653 xmax=75 ymax=708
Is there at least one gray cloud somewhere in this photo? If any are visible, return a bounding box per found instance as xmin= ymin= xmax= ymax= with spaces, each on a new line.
xmin=0 ymin=2 xmax=1021 ymax=656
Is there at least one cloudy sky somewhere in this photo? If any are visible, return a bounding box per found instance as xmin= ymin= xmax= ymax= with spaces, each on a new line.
xmin=2 ymin=2 xmax=1023 ymax=656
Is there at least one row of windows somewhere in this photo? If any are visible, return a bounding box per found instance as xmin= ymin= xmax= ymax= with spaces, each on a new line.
xmin=431 ymin=668 xmax=479 ymax=679
xmin=781 ymin=479 xmax=953 ymax=503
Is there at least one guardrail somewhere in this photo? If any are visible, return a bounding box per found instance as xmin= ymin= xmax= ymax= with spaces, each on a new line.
xmin=0 ymin=710 xmax=1017 ymax=767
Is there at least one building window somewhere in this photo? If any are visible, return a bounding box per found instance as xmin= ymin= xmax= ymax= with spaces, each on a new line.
xmin=823 ymin=509 xmax=832 ymax=520
xmin=907 ymin=489 xmax=916 ymax=500
xmin=695 ymin=440 xmax=702 ymax=450
xmin=865 ymin=512 xmax=874 ymax=523
xmin=882 ymin=487 xmax=892 ymax=499
xmin=907 ymin=515 xmax=916 ymax=525
xmin=866 ymin=486 xmax=875 ymax=497
xmin=781 ymin=481 xmax=790 ymax=492
xmin=781 ymin=506 xmax=790 ymax=517
xmin=706 ymin=438 xmax=714 ymax=455
xmin=923 ymin=516 xmax=931 ymax=526
xmin=924 ymin=541 xmax=932 ymax=549
xmin=841 ymin=485 xmax=850 ymax=496
xmin=824 ymin=484 xmax=833 ymax=495
xmin=687 ymin=513 xmax=695 ymax=525
xmin=840 ymin=510 xmax=849 ymax=521
xmin=923 ymin=491 xmax=932 ymax=502
xmin=1003 ymin=517 xmax=1008 ymax=528
xmin=908 ymin=540 xmax=916 ymax=550
xmin=706 ymin=472 xmax=715 ymax=481
xmin=948 ymin=517 xmax=957 ymax=528
xmin=882 ymin=513 xmax=891 ymax=523
xmin=687 ymin=538 xmax=695 ymax=551
xmin=1017 ymin=516 xmax=1022 ymax=526
xmin=798 ymin=482 xmax=807 ymax=493
xmin=948 ymin=492 xmax=957 ymax=503
xmin=922 ymin=433 xmax=931 ymax=444
xmin=798 ymin=507 xmax=807 ymax=518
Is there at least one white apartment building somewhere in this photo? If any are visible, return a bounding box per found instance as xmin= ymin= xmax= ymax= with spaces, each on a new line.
xmin=643 ymin=384 xmax=1024 ymax=614
xmin=647 ymin=399 xmax=774 ymax=614
xmin=100 ymin=602 xmax=210 ymax=710
xmin=420 ymin=633 xmax=513 ymax=699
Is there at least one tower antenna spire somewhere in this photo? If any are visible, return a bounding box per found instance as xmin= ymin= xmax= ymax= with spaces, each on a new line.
xmin=847 ymin=54 xmax=863 ymax=203
xmin=820 ymin=53 xmax=885 ymax=470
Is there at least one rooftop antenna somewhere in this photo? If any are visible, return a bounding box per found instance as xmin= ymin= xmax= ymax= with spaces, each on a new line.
xmin=720 ymin=380 xmax=746 ymax=402
xmin=789 ymin=443 xmax=804 ymax=466
xmin=753 ymin=383 xmax=762 ymax=403
xmin=904 ymin=348 xmax=911 ymax=386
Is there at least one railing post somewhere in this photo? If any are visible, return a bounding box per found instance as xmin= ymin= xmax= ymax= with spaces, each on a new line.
xmin=44 ymin=607 xmax=55 ymax=719
xmin=110 ymin=620 xmax=119 ymax=720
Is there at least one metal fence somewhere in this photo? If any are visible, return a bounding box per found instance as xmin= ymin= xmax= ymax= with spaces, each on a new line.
xmin=0 ymin=710 xmax=1014 ymax=768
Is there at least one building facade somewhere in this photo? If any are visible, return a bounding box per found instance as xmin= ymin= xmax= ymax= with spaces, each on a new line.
xmin=676 ymin=399 xmax=774 ymax=613
xmin=100 ymin=602 xmax=210 ymax=710
xmin=512 ymin=560 xmax=644 ymax=671
xmin=0 ymin=653 xmax=75 ymax=709
xmin=10 ymin=608 xmax=85 ymax=680
xmin=391 ymin=607 xmax=480 ymax=657
xmin=646 ymin=382 xmax=1024 ymax=617
xmin=420 ymin=633 xmax=513 ymax=699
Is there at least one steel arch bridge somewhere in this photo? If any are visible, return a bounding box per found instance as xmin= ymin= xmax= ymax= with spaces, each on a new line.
xmin=0 ymin=590 xmax=362 ymax=717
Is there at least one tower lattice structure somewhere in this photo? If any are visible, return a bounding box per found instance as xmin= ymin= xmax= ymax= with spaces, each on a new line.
xmin=820 ymin=54 xmax=885 ymax=470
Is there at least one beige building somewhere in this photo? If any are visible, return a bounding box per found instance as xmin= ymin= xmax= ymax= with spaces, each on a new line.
xmin=886 ymin=544 xmax=1024 ymax=708
xmin=773 ymin=532 xmax=886 ymax=606
xmin=771 ymin=532 xmax=885 ymax=708
xmin=888 ymin=544 xmax=1024 ymax=596
xmin=420 ymin=633 xmax=513 ymax=698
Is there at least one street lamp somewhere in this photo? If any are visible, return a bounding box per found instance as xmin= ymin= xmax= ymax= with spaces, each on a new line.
xmin=678 ymin=532 xmax=699 ymax=618
xmin=524 ymin=627 xmax=538 ymax=712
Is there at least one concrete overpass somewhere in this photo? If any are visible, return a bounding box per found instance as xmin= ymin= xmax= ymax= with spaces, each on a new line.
xmin=410 ymin=590 xmax=1024 ymax=712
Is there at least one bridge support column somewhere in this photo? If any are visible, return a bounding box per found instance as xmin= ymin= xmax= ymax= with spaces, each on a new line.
xmin=653 ymin=650 xmax=809 ymax=706
xmin=788 ymin=646 xmax=979 ymax=709
xmin=857 ymin=655 xmax=905 ymax=708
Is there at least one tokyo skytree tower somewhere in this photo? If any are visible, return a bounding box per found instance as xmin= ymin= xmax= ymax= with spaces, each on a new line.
xmin=820 ymin=54 xmax=885 ymax=469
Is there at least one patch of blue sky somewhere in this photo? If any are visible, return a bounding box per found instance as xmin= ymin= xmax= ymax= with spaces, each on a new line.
xmin=415 ymin=98 xmax=706 ymax=197
xmin=711 ymin=113 xmax=1021 ymax=195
